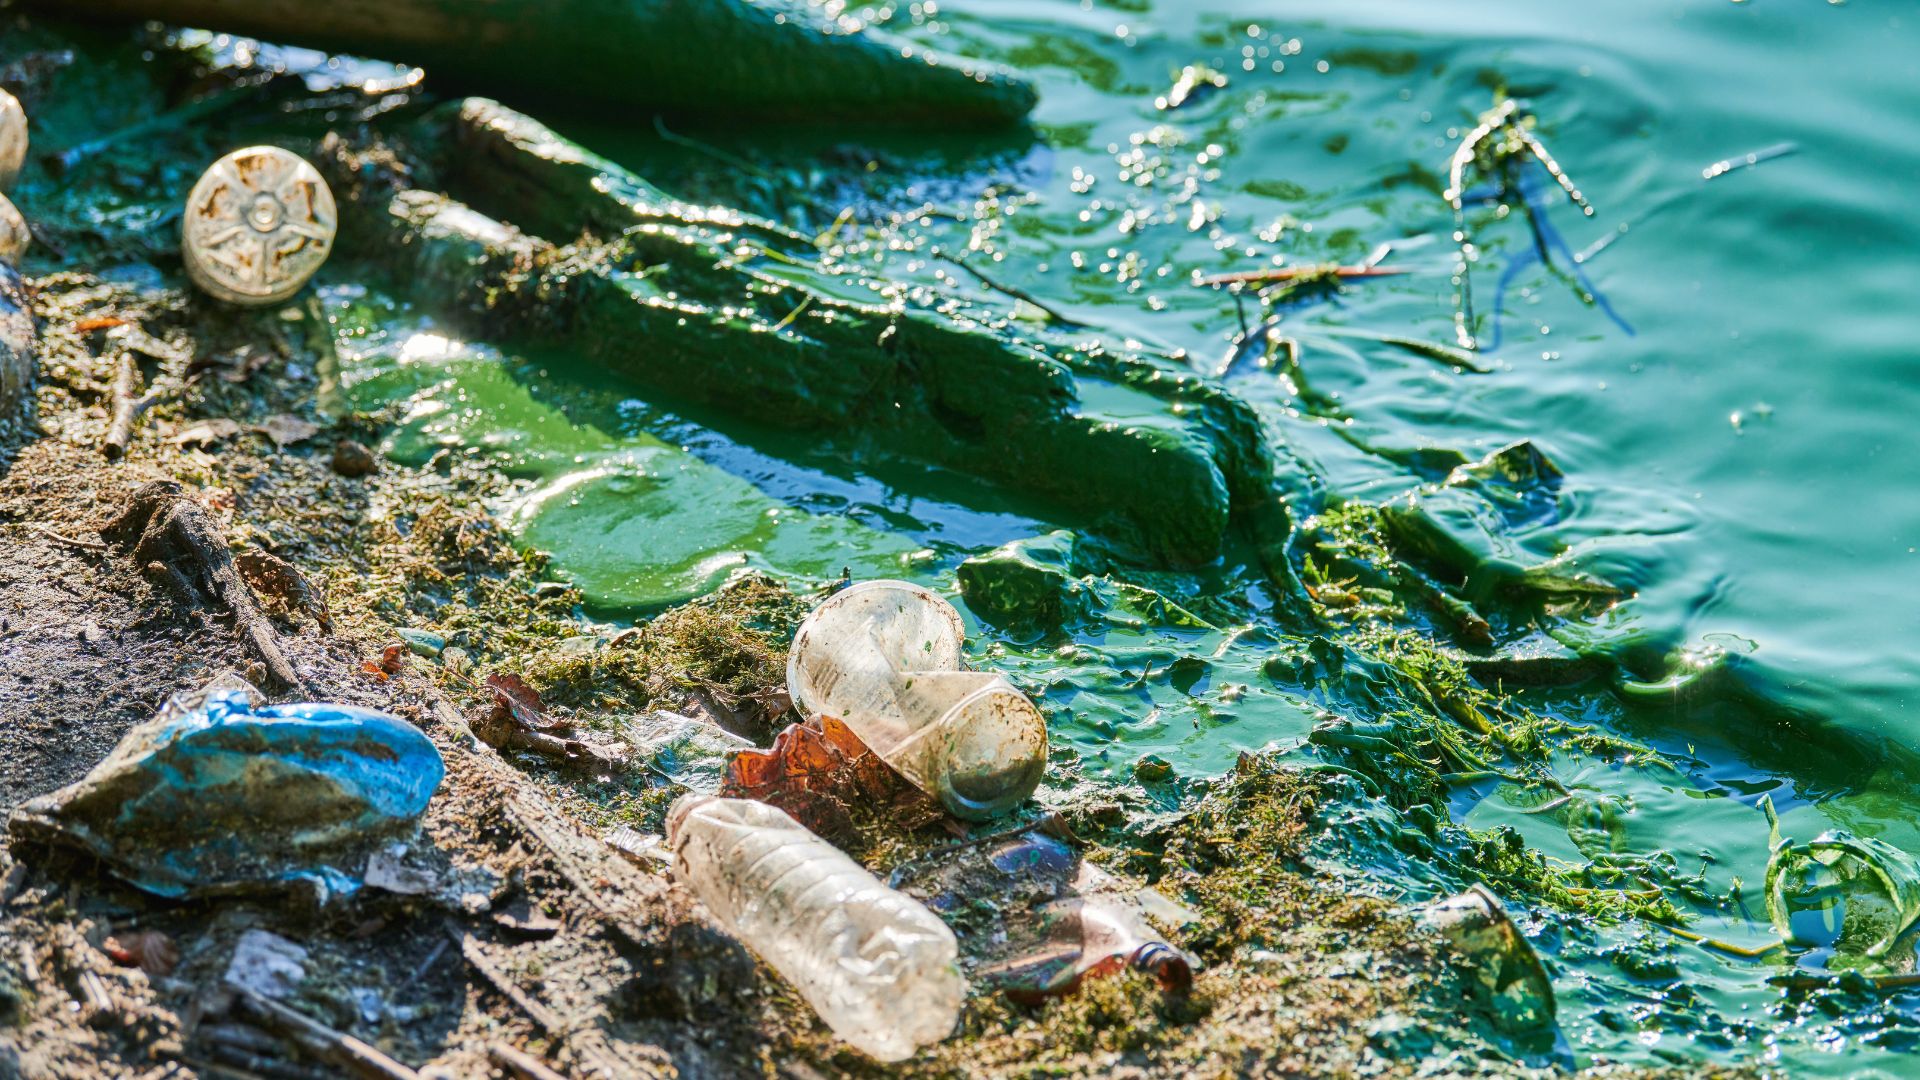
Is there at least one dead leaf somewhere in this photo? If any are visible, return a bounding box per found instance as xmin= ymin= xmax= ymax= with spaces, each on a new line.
xmin=720 ymin=715 xmax=943 ymax=841
xmin=188 ymin=344 xmax=274 ymax=384
xmin=255 ymin=414 xmax=320 ymax=448
xmin=169 ymin=418 xmax=240 ymax=447
xmin=72 ymin=316 xmax=126 ymax=333
xmin=236 ymin=548 xmax=332 ymax=631
xmin=483 ymin=673 xmax=569 ymax=735
xmin=103 ymin=929 xmax=178 ymax=978
xmin=362 ymin=643 xmax=405 ymax=681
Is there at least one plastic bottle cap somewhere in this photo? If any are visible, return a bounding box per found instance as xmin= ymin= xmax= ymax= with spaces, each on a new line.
xmin=182 ymin=146 xmax=337 ymax=306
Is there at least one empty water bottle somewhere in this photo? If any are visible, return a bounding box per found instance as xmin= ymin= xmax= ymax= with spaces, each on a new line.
xmin=786 ymin=579 xmax=1048 ymax=820
xmin=667 ymin=795 xmax=966 ymax=1061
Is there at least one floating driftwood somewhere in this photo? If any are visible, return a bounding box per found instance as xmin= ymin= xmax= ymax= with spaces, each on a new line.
xmin=317 ymin=99 xmax=1306 ymax=587
xmin=32 ymin=0 xmax=1037 ymax=125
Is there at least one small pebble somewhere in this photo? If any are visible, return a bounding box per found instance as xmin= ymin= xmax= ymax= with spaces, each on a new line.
xmin=332 ymin=439 xmax=378 ymax=477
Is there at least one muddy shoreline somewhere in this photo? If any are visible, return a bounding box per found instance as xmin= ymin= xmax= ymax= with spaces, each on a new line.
xmin=0 ymin=12 xmax=1761 ymax=1080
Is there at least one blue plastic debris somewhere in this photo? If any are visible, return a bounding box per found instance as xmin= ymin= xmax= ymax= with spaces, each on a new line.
xmin=8 ymin=674 xmax=443 ymax=900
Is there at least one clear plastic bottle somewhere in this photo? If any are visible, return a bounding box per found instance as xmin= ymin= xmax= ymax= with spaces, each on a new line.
xmin=667 ymin=795 xmax=966 ymax=1061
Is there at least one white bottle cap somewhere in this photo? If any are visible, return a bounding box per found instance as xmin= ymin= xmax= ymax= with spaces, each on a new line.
xmin=182 ymin=146 xmax=337 ymax=306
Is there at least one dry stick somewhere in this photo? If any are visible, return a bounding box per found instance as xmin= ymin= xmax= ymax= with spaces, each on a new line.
xmin=933 ymin=251 xmax=1085 ymax=328
xmin=102 ymin=351 xmax=188 ymax=460
xmin=26 ymin=523 xmax=108 ymax=551
xmin=1194 ymin=264 xmax=1407 ymax=288
xmin=231 ymin=990 xmax=419 ymax=1080
xmin=450 ymin=925 xmax=566 ymax=1034
xmin=101 ymin=481 xmax=306 ymax=693
xmin=489 ymin=1043 xmax=570 ymax=1080
xmin=102 ymin=351 xmax=139 ymax=460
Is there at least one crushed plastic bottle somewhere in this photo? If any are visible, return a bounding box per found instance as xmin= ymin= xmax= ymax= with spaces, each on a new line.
xmin=667 ymin=795 xmax=965 ymax=1061
xmin=1418 ymin=885 xmax=1556 ymax=1032
xmin=786 ymin=579 xmax=1047 ymax=820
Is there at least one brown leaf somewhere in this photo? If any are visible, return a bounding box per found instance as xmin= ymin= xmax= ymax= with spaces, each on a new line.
xmin=235 ymin=548 xmax=332 ymax=631
xmin=72 ymin=316 xmax=126 ymax=333
xmin=363 ymin=643 xmax=405 ymax=681
xmin=255 ymin=414 xmax=321 ymax=448
xmin=720 ymin=715 xmax=943 ymax=841
xmin=483 ymin=673 xmax=568 ymax=734
xmin=169 ymin=418 xmax=241 ymax=447
xmin=103 ymin=930 xmax=178 ymax=978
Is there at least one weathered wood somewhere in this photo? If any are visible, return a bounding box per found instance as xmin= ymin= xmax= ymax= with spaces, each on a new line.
xmin=321 ymin=110 xmax=1258 ymax=568
xmin=29 ymin=0 xmax=1036 ymax=126
xmin=101 ymin=481 xmax=307 ymax=694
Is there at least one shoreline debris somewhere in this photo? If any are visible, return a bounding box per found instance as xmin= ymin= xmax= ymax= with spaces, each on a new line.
xmin=669 ymin=795 xmax=966 ymax=1062
xmin=786 ymin=580 xmax=1048 ymax=821
xmin=101 ymin=480 xmax=307 ymax=692
xmin=182 ymin=145 xmax=337 ymax=306
xmin=8 ymin=675 xmax=444 ymax=900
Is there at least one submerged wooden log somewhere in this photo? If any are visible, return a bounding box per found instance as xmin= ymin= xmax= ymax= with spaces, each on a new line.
xmin=31 ymin=0 xmax=1037 ymax=126
xmin=314 ymin=104 xmax=1310 ymax=585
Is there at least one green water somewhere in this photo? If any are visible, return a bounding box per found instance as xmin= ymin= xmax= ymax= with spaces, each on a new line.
xmin=310 ymin=2 xmax=1920 ymax=1072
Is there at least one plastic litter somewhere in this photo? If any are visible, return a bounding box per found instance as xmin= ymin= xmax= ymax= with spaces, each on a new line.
xmin=668 ymin=795 xmax=965 ymax=1062
xmin=182 ymin=145 xmax=337 ymax=306
xmin=622 ymin=710 xmax=753 ymax=792
xmin=0 ymin=194 xmax=27 ymax=264
xmin=223 ymin=929 xmax=310 ymax=1002
xmin=895 ymin=826 xmax=1196 ymax=1001
xmin=719 ymin=713 xmax=940 ymax=840
xmin=7 ymin=674 xmax=444 ymax=900
xmin=1418 ymin=885 xmax=1556 ymax=1032
xmin=0 ymin=89 xmax=24 ymax=189
xmin=786 ymin=579 xmax=1047 ymax=820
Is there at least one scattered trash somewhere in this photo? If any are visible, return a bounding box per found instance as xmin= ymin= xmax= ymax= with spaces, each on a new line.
xmin=182 ymin=146 xmax=337 ymax=306
xmin=102 ymin=929 xmax=178 ymax=978
xmin=0 ymin=89 xmax=24 ymax=189
xmin=0 ymin=194 xmax=27 ymax=263
xmin=669 ymin=796 xmax=965 ymax=1062
xmin=364 ymin=843 xmax=440 ymax=897
xmin=223 ymin=929 xmax=310 ymax=1001
xmin=1763 ymin=796 xmax=1920 ymax=963
xmin=719 ymin=713 xmax=942 ymax=840
xmin=8 ymin=674 xmax=444 ymax=900
xmin=1417 ymin=885 xmax=1556 ymax=1032
xmin=786 ymin=580 xmax=1047 ymax=821
xmin=621 ymin=710 xmax=752 ymax=791
xmin=332 ymin=438 xmax=379 ymax=476
xmin=894 ymin=826 xmax=1197 ymax=1002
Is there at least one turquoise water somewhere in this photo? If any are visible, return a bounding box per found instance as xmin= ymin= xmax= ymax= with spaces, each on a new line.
xmin=314 ymin=1 xmax=1920 ymax=1072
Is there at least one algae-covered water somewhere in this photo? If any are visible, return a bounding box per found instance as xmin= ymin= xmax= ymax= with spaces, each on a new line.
xmin=310 ymin=1 xmax=1920 ymax=1072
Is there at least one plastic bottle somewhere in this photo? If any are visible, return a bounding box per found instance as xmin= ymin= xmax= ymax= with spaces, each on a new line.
xmin=786 ymin=579 xmax=1047 ymax=820
xmin=1418 ymin=885 xmax=1555 ymax=1032
xmin=667 ymin=795 xmax=965 ymax=1061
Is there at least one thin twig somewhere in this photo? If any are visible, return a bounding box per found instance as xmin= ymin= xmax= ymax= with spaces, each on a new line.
xmin=933 ymin=252 xmax=1085 ymax=327
xmin=489 ymin=1044 xmax=568 ymax=1080
xmin=230 ymin=990 xmax=418 ymax=1080
xmin=26 ymin=523 xmax=107 ymax=551
xmin=1195 ymin=264 xmax=1406 ymax=288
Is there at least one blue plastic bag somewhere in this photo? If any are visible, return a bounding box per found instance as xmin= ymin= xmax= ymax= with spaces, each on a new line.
xmin=8 ymin=674 xmax=444 ymax=900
